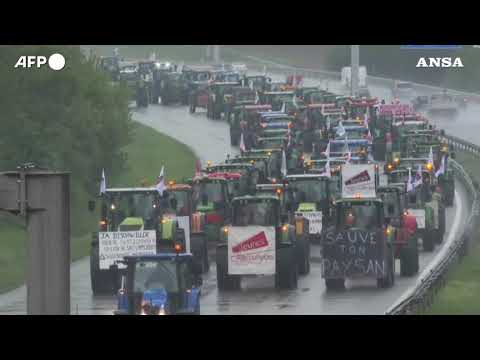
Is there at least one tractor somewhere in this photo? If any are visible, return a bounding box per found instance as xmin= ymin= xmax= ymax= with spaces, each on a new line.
xmin=113 ymin=253 xmax=202 ymax=315
xmin=228 ymin=104 xmax=272 ymax=146
xmin=161 ymin=72 xmax=189 ymax=105
xmin=377 ymin=185 xmax=419 ymax=276
xmin=216 ymin=195 xmax=304 ymax=290
xmin=89 ymin=187 xmax=189 ymax=295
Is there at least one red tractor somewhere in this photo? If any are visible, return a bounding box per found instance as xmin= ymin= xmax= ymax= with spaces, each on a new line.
xmin=377 ymin=185 xmax=419 ymax=276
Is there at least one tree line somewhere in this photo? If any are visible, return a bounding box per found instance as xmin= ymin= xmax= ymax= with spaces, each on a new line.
xmin=0 ymin=45 xmax=134 ymax=195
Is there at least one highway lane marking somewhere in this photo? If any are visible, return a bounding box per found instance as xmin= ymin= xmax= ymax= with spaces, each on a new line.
xmin=385 ymin=188 xmax=464 ymax=313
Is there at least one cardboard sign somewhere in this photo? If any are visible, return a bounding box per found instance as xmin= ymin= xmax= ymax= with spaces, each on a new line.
xmin=99 ymin=231 xmax=157 ymax=270
xmin=321 ymin=229 xmax=386 ymax=278
xmin=228 ymin=226 xmax=276 ymax=275
xmin=295 ymin=211 xmax=323 ymax=234
xmin=342 ymin=164 xmax=376 ymax=198
xmin=408 ymin=209 xmax=425 ymax=229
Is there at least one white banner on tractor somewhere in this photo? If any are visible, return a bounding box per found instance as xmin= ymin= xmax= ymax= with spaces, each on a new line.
xmin=341 ymin=164 xmax=376 ymax=198
xmin=228 ymin=226 xmax=276 ymax=275
xmin=295 ymin=211 xmax=323 ymax=234
xmin=99 ymin=231 xmax=157 ymax=269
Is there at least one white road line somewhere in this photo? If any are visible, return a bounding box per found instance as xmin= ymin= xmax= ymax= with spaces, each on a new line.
xmin=385 ymin=189 xmax=464 ymax=313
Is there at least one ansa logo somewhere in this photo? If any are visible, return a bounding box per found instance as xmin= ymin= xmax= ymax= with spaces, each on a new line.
xmin=232 ymin=232 xmax=269 ymax=253
xmin=416 ymin=57 xmax=464 ymax=68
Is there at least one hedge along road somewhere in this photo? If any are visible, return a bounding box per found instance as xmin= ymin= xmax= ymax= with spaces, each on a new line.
xmin=0 ymin=69 xmax=473 ymax=314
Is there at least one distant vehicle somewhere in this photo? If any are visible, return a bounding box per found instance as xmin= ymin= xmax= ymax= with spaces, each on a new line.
xmin=426 ymin=91 xmax=459 ymax=117
xmin=231 ymin=63 xmax=248 ymax=76
xmin=341 ymin=66 xmax=367 ymax=89
xmin=392 ymin=81 xmax=416 ymax=101
xmin=356 ymin=87 xmax=371 ymax=98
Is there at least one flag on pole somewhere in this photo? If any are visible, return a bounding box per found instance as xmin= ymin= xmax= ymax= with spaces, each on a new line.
xmin=413 ymin=164 xmax=423 ymax=188
xmin=435 ymin=155 xmax=446 ymax=178
xmin=100 ymin=169 xmax=106 ymax=195
xmin=407 ymin=167 xmax=414 ymax=192
xmin=323 ymin=141 xmax=331 ymax=158
xmin=326 ymin=115 xmax=331 ymax=130
xmin=156 ymin=166 xmax=166 ymax=195
xmin=280 ymin=102 xmax=286 ymax=113
xmin=239 ymin=132 xmax=246 ymax=153
xmin=336 ymin=121 xmax=346 ymax=137
xmin=428 ymin=146 xmax=434 ymax=168
xmin=281 ymin=149 xmax=287 ymax=177
xmin=367 ymin=129 xmax=373 ymax=144
xmin=254 ymin=91 xmax=259 ymax=104
xmin=263 ymin=65 xmax=267 ymax=75
xmin=320 ymin=159 xmax=331 ymax=178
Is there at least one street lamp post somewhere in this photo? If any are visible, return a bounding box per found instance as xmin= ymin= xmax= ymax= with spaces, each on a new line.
xmin=351 ymin=45 xmax=360 ymax=96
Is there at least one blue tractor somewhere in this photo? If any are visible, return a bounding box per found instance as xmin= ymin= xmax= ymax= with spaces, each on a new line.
xmin=113 ymin=253 xmax=203 ymax=315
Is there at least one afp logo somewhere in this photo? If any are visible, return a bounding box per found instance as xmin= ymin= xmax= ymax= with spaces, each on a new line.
xmin=14 ymin=53 xmax=65 ymax=71
xmin=416 ymin=57 xmax=464 ymax=68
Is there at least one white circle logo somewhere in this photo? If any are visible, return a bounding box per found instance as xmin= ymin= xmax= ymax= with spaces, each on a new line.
xmin=48 ymin=53 xmax=65 ymax=71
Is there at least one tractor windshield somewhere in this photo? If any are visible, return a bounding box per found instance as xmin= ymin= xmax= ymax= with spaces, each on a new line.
xmin=233 ymin=199 xmax=277 ymax=226
xmin=338 ymin=201 xmax=381 ymax=230
xmin=379 ymin=191 xmax=400 ymax=218
xmin=194 ymin=181 xmax=225 ymax=204
xmin=162 ymin=190 xmax=190 ymax=216
xmin=104 ymin=192 xmax=159 ymax=231
xmin=287 ymin=179 xmax=328 ymax=203
xmin=134 ymin=259 xmax=179 ymax=293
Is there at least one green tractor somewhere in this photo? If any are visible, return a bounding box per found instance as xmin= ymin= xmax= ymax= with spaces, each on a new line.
xmin=188 ymin=175 xmax=232 ymax=243
xmin=206 ymin=82 xmax=240 ymax=120
xmin=161 ymin=72 xmax=189 ymax=105
xmin=283 ymin=174 xmax=332 ymax=244
xmin=204 ymin=163 xmax=261 ymax=197
xmin=223 ymin=87 xmax=258 ymax=122
xmin=228 ymin=104 xmax=272 ymax=146
xmin=216 ymin=195 xmax=304 ymax=290
xmin=322 ymin=197 xmax=396 ymax=289
xmin=161 ymin=182 xmax=211 ymax=273
xmin=388 ymin=168 xmax=445 ymax=251
xmin=89 ymin=187 xmax=191 ymax=295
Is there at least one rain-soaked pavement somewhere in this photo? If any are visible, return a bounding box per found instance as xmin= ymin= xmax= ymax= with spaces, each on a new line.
xmin=0 ymin=68 xmax=475 ymax=314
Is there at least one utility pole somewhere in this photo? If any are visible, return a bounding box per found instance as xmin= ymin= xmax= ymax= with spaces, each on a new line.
xmin=351 ymin=45 xmax=360 ymax=96
xmin=0 ymin=164 xmax=70 ymax=315
xmin=213 ymin=45 xmax=220 ymax=64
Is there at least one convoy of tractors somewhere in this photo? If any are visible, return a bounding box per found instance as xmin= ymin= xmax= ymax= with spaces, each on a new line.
xmin=94 ymin=53 xmax=457 ymax=314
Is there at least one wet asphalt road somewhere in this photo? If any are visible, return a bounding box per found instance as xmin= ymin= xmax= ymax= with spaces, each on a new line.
xmin=0 ymin=68 xmax=475 ymax=314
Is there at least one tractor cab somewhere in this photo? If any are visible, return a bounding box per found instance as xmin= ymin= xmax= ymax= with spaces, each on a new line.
xmin=114 ymin=253 xmax=202 ymax=315
xmin=244 ymin=75 xmax=272 ymax=93
xmin=188 ymin=175 xmax=231 ymax=243
xmin=256 ymin=136 xmax=287 ymax=150
xmin=262 ymin=91 xmax=296 ymax=111
xmin=205 ymin=163 xmax=260 ymax=197
xmin=284 ymin=174 xmax=332 ymax=228
xmin=228 ymin=104 xmax=272 ymax=146
xmin=346 ymin=97 xmax=378 ymax=121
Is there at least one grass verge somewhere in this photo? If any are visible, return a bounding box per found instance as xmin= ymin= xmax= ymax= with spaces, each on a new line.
xmin=0 ymin=121 xmax=196 ymax=293
xmin=423 ymin=150 xmax=480 ymax=314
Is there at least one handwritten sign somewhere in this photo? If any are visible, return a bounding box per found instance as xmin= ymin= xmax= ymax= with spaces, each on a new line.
xmin=295 ymin=211 xmax=323 ymax=234
xmin=321 ymin=229 xmax=386 ymax=278
xmin=99 ymin=231 xmax=157 ymax=270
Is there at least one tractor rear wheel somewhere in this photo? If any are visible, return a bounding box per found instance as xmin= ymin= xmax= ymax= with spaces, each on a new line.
xmin=276 ymin=247 xmax=298 ymax=290
xmin=325 ymin=278 xmax=345 ymax=290
xmin=422 ymin=231 xmax=435 ymax=252
xmin=191 ymin=233 xmax=209 ymax=273
xmin=400 ymin=236 xmax=418 ymax=277
xmin=216 ymin=247 xmax=240 ymax=291
xmin=378 ymin=250 xmax=395 ymax=288
xmin=297 ymin=236 xmax=310 ymax=275
xmin=189 ymin=99 xmax=196 ymax=113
